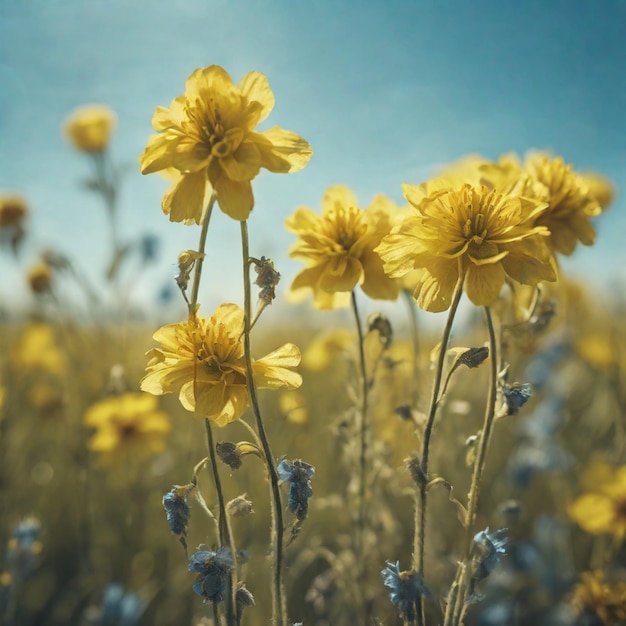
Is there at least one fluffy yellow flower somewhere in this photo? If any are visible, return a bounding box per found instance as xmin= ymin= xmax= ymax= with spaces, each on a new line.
xmin=376 ymin=180 xmax=556 ymax=312
xmin=141 ymin=303 xmax=302 ymax=426
xmin=84 ymin=393 xmax=171 ymax=462
xmin=571 ymin=571 xmax=626 ymax=625
xmin=569 ymin=463 xmax=626 ymax=538
xmin=63 ymin=105 xmax=117 ymax=153
xmin=523 ymin=153 xmax=602 ymax=255
xmin=286 ymin=186 xmax=400 ymax=309
xmin=140 ymin=64 xmax=312 ymax=223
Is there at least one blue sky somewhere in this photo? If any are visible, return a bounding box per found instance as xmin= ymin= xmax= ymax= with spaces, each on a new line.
xmin=1 ymin=0 xmax=624 ymax=316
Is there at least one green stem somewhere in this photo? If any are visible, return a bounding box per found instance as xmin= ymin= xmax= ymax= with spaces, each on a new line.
xmin=188 ymin=194 xmax=216 ymax=315
xmin=413 ymin=276 xmax=465 ymax=625
xmin=402 ymin=288 xmax=421 ymax=409
xmin=240 ymin=220 xmax=286 ymax=626
xmin=205 ymin=419 xmax=238 ymax=624
xmin=350 ymin=291 xmax=369 ymax=557
xmin=443 ymin=306 xmax=498 ymax=626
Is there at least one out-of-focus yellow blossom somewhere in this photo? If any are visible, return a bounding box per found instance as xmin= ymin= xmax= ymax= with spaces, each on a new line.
xmin=576 ymin=333 xmax=617 ymax=369
xmin=140 ymin=64 xmax=312 ymax=223
xmin=27 ymin=262 xmax=53 ymax=294
xmin=0 ymin=194 xmax=28 ymax=229
xmin=63 ymin=105 xmax=117 ymax=153
xmin=376 ymin=179 xmax=556 ymax=312
xmin=570 ymin=571 xmax=626 ymax=625
xmin=286 ymin=186 xmax=400 ymax=309
xmin=29 ymin=383 xmax=65 ymax=417
xmin=302 ymin=329 xmax=355 ymax=371
xmin=84 ymin=393 xmax=171 ymax=462
xmin=279 ymin=391 xmax=308 ymax=424
xmin=579 ymin=171 xmax=615 ymax=211
xmin=141 ymin=303 xmax=301 ymax=426
xmin=11 ymin=324 xmax=66 ymax=375
xmin=568 ymin=463 xmax=626 ymax=538
xmin=523 ymin=153 xmax=602 ymax=255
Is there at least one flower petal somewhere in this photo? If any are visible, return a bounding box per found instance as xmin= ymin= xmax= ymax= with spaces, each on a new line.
xmin=220 ymin=142 xmax=261 ymax=181
xmin=253 ymin=343 xmax=302 ymax=390
xmin=140 ymin=133 xmax=180 ymax=174
xmin=252 ymin=127 xmax=313 ymax=173
xmin=214 ymin=177 xmax=254 ymax=220
xmin=238 ymin=71 xmax=275 ymax=123
xmin=464 ymin=262 xmax=505 ymax=306
xmin=162 ymin=171 xmax=208 ymax=224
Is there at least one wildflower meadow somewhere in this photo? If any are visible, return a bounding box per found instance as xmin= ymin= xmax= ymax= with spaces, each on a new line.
xmin=1 ymin=59 xmax=625 ymax=626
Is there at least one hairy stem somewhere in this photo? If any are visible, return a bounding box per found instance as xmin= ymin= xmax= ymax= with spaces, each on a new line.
xmin=240 ymin=220 xmax=286 ymax=626
xmin=188 ymin=194 xmax=216 ymax=316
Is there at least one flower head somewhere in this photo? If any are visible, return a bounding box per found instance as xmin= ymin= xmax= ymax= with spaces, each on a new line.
xmin=140 ymin=65 xmax=312 ymax=222
xmin=471 ymin=527 xmax=509 ymax=585
xmin=502 ymin=382 xmax=532 ymax=416
xmin=163 ymin=485 xmax=194 ymax=537
xmin=141 ymin=303 xmax=302 ymax=426
xmin=381 ymin=562 xmax=428 ymax=623
xmin=189 ymin=546 xmax=234 ymax=602
xmin=83 ymin=392 xmax=171 ymax=462
xmin=0 ymin=194 xmax=28 ymax=230
xmin=286 ymin=187 xmax=400 ymax=309
xmin=570 ymin=571 xmax=626 ymax=625
xmin=568 ymin=463 xmax=626 ymax=538
xmin=377 ymin=180 xmax=556 ymax=312
xmin=63 ymin=105 xmax=117 ymax=153
xmin=277 ymin=459 xmax=315 ymax=520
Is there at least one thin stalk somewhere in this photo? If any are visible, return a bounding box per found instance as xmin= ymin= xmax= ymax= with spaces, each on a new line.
xmin=188 ymin=194 xmax=216 ymax=315
xmin=443 ymin=306 xmax=498 ymax=626
xmin=350 ymin=291 xmax=369 ymax=557
xmin=402 ymin=288 xmax=421 ymax=409
xmin=413 ymin=276 xmax=465 ymax=626
xmin=240 ymin=220 xmax=286 ymax=626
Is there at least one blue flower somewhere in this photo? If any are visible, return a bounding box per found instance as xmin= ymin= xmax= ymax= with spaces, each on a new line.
xmin=472 ymin=527 xmax=509 ymax=585
xmin=381 ymin=562 xmax=427 ymax=622
xmin=6 ymin=517 xmax=42 ymax=580
xmin=502 ymin=383 xmax=532 ymax=416
xmin=188 ymin=546 xmax=234 ymax=603
xmin=162 ymin=485 xmax=192 ymax=537
xmin=277 ymin=459 xmax=315 ymax=521
xmin=101 ymin=583 xmax=145 ymax=626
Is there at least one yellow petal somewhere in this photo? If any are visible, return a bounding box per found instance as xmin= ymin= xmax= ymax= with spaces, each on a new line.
xmin=253 ymin=343 xmax=302 ymax=389
xmin=214 ymin=177 xmax=254 ymax=220
xmin=162 ymin=170 xmax=208 ymax=224
xmin=140 ymin=133 xmax=179 ymax=174
xmin=415 ymin=259 xmax=459 ymax=312
xmin=172 ymin=137 xmax=212 ymax=172
xmin=252 ymin=127 xmax=313 ymax=173
xmin=238 ymin=71 xmax=275 ymax=123
xmin=220 ymin=142 xmax=261 ymax=181
xmin=320 ymin=255 xmax=362 ymax=292
xmin=322 ymin=185 xmax=359 ymax=215
xmin=464 ymin=262 xmax=505 ymax=306
xmin=569 ymin=494 xmax=616 ymax=535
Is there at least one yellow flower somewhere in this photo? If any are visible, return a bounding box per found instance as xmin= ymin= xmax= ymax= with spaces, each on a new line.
xmin=63 ymin=105 xmax=117 ymax=153
xmin=570 ymin=571 xmax=626 ymax=625
xmin=27 ymin=262 xmax=53 ymax=294
xmin=141 ymin=303 xmax=302 ymax=426
xmin=11 ymin=324 xmax=66 ymax=375
xmin=0 ymin=194 xmax=28 ymax=229
xmin=568 ymin=463 xmax=626 ymax=538
xmin=302 ymin=328 xmax=355 ymax=370
xmin=286 ymin=186 xmax=400 ymax=309
xmin=278 ymin=391 xmax=308 ymax=424
xmin=523 ymin=153 xmax=602 ymax=255
xmin=376 ymin=180 xmax=556 ymax=312
xmin=84 ymin=393 xmax=171 ymax=462
xmin=579 ymin=171 xmax=615 ymax=212
xmin=140 ymin=65 xmax=312 ymax=223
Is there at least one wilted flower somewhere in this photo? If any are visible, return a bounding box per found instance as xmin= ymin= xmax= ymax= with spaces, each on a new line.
xmin=83 ymin=392 xmax=171 ymax=462
xmin=141 ymin=304 xmax=302 ymax=426
xmin=381 ymin=561 xmax=427 ymax=623
xmin=227 ymin=494 xmax=254 ymax=518
xmin=377 ymin=179 xmax=556 ymax=312
xmin=63 ymin=105 xmax=117 ymax=153
xmin=216 ymin=441 xmax=262 ymax=470
xmin=570 ymin=571 xmax=626 ymax=625
xmin=163 ymin=484 xmax=194 ymax=537
xmin=471 ymin=527 xmax=509 ymax=585
xmin=277 ymin=459 xmax=315 ymax=520
xmin=188 ymin=546 xmax=234 ymax=602
xmin=568 ymin=463 xmax=626 ymax=538
xmin=286 ymin=187 xmax=400 ymax=309
xmin=502 ymin=382 xmax=532 ymax=416
xmin=140 ymin=64 xmax=312 ymax=222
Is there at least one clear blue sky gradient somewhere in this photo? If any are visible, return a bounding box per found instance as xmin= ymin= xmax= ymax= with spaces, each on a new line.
xmin=1 ymin=0 xmax=625 ymax=314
